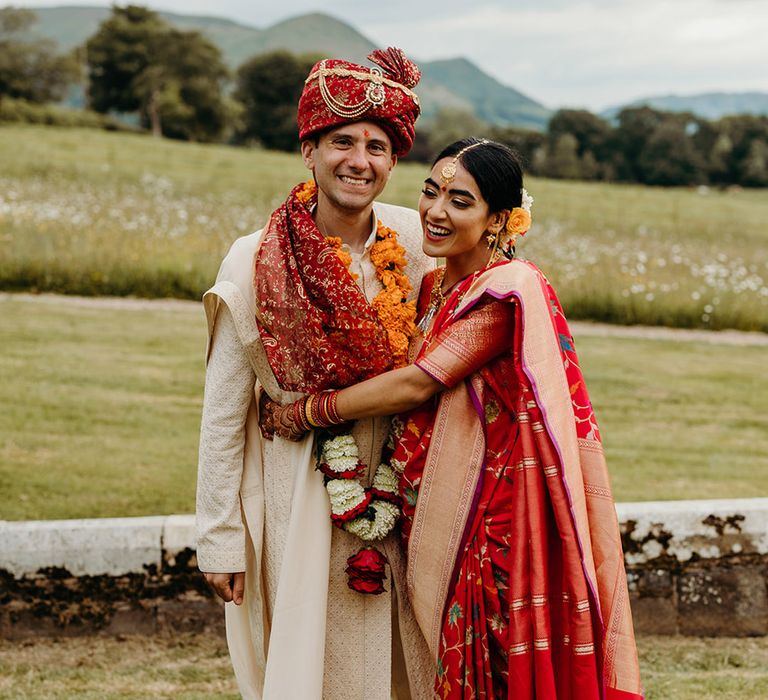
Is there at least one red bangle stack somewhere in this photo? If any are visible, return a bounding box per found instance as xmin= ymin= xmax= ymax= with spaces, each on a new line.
xmin=318 ymin=390 xmax=344 ymax=425
xmin=292 ymin=390 xmax=345 ymax=430
xmin=291 ymin=399 xmax=312 ymax=433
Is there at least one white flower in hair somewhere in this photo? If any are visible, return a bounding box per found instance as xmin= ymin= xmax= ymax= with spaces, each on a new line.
xmin=521 ymin=188 xmax=534 ymax=214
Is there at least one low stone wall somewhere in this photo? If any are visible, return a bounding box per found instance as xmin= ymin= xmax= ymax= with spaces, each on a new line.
xmin=1 ymin=499 xmax=767 ymax=639
xmin=618 ymin=498 xmax=768 ymax=636
xmin=0 ymin=515 xmax=222 ymax=639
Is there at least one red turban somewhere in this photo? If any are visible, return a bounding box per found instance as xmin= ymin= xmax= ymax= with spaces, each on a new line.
xmin=297 ymin=47 xmax=421 ymax=157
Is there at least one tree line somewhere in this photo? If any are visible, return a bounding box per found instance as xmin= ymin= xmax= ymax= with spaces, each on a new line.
xmin=2 ymin=5 xmax=767 ymax=187
xmin=485 ymin=108 xmax=768 ymax=187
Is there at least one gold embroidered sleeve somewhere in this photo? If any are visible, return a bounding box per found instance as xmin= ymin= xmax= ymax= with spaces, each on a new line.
xmin=415 ymin=299 xmax=514 ymax=388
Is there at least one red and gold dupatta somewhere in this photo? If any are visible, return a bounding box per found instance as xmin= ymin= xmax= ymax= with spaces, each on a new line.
xmin=406 ymin=260 xmax=642 ymax=699
xmin=253 ymin=182 xmax=393 ymax=393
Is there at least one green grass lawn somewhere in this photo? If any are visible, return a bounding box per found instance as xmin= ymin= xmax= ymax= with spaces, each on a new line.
xmin=0 ymin=634 xmax=765 ymax=699
xmin=1 ymin=296 xmax=766 ymax=521
xmin=0 ymin=298 xmax=204 ymax=520
xmin=1 ymin=125 xmax=767 ymax=330
xmin=576 ymin=333 xmax=768 ymax=501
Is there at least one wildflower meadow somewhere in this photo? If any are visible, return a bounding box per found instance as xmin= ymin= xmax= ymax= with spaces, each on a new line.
xmin=1 ymin=125 xmax=767 ymax=332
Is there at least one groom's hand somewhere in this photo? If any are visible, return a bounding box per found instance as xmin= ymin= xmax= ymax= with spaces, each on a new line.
xmin=204 ymin=571 xmax=245 ymax=605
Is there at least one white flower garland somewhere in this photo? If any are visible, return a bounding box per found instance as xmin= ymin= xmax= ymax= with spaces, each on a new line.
xmin=319 ymin=433 xmax=401 ymax=542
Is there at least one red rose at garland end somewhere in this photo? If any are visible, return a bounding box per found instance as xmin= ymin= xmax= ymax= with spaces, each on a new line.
xmin=345 ymin=547 xmax=388 ymax=595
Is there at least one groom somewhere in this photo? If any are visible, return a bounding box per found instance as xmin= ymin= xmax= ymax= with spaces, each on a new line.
xmin=195 ymin=48 xmax=433 ymax=698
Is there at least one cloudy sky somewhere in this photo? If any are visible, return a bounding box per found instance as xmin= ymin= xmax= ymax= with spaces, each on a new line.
xmin=16 ymin=0 xmax=768 ymax=110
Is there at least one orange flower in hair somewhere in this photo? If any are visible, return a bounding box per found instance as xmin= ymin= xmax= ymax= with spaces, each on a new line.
xmin=505 ymin=207 xmax=531 ymax=236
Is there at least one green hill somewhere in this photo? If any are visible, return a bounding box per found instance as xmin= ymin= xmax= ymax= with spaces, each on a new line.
xmin=28 ymin=6 xmax=551 ymax=129
xmin=420 ymin=58 xmax=551 ymax=129
xmin=250 ymin=13 xmax=375 ymax=64
xmin=26 ymin=5 xmax=111 ymax=48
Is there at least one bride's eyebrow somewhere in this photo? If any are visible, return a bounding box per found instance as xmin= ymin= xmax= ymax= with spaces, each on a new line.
xmin=447 ymin=189 xmax=476 ymax=200
xmin=423 ymin=177 xmax=477 ymax=200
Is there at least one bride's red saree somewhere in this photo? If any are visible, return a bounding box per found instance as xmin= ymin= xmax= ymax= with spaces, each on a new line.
xmin=391 ymin=259 xmax=642 ymax=699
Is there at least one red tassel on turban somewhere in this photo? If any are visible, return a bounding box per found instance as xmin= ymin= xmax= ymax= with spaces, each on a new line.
xmin=297 ymin=47 xmax=421 ymax=157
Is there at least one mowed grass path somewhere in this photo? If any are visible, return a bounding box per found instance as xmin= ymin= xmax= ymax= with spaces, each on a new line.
xmin=1 ymin=125 xmax=768 ymax=330
xmin=0 ymin=634 xmax=766 ymax=699
xmin=1 ymin=296 xmax=766 ymax=520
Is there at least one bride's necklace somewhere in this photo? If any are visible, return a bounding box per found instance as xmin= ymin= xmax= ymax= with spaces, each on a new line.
xmin=416 ymin=267 xmax=447 ymax=333
xmin=418 ymin=247 xmax=504 ymax=334
xmin=416 ymin=265 xmax=485 ymax=334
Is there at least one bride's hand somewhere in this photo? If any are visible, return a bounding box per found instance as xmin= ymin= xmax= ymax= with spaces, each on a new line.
xmin=273 ymin=402 xmax=309 ymax=442
xmin=257 ymin=391 xmax=277 ymax=440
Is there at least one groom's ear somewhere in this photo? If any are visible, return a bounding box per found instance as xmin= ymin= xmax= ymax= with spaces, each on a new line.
xmin=300 ymin=139 xmax=316 ymax=170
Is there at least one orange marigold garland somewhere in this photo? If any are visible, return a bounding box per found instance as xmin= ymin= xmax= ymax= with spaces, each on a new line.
xmin=295 ymin=178 xmax=316 ymax=205
xmin=370 ymin=224 xmax=417 ymax=368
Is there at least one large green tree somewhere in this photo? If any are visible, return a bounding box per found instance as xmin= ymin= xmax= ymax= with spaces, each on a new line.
xmin=0 ymin=7 xmax=79 ymax=104
xmin=637 ymin=122 xmax=706 ymax=186
xmin=234 ymin=50 xmax=320 ymax=150
xmin=487 ymin=126 xmax=546 ymax=173
xmin=714 ymin=114 xmax=768 ymax=185
xmin=548 ymin=109 xmax=611 ymax=160
xmin=425 ymin=108 xmax=488 ymax=157
xmin=85 ymin=5 xmax=164 ymax=116
xmin=86 ymin=5 xmax=229 ymax=141
xmin=610 ymin=106 xmax=667 ymax=181
xmin=544 ymin=133 xmax=582 ymax=179
xmin=142 ymin=27 xmax=230 ymax=142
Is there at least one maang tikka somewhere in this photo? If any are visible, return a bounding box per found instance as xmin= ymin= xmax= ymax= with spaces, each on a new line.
xmin=440 ymin=138 xmax=489 ymax=185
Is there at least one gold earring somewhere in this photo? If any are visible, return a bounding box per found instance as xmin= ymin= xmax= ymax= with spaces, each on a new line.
xmin=486 ymin=227 xmax=504 ymax=263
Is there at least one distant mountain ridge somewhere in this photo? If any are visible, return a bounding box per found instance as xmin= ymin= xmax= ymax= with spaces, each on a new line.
xmin=602 ymin=92 xmax=768 ymax=121
xmin=28 ymin=6 xmax=552 ymax=129
xmin=31 ymin=7 xmax=766 ymax=128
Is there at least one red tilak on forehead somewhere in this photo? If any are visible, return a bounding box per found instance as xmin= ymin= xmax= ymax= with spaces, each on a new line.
xmin=363 ymin=129 xmax=370 ymax=138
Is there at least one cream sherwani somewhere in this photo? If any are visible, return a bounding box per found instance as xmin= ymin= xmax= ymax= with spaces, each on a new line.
xmin=196 ymin=202 xmax=435 ymax=700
